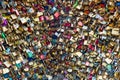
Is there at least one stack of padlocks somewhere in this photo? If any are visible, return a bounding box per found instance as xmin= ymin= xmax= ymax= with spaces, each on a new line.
xmin=0 ymin=0 xmax=120 ymax=80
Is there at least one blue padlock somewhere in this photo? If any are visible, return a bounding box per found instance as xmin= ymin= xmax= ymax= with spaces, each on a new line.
xmin=3 ymin=73 xmax=9 ymax=78
xmin=116 ymin=2 xmax=120 ymax=6
xmin=49 ymin=7 xmax=57 ymax=14
xmin=6 ymin=48 xmax=10 ymax=54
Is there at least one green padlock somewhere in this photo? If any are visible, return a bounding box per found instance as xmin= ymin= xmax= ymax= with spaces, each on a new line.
xmin=1 ymin=32 xmax=6 ymax=39
xmin=106 ymin=64 xmax=112 ymax=71
xmin=16 ymin=63 xmax=22 ymax=68
xmin=73 ymin=0 xmax=79 ymax=8
xmin=27 ymin=52 xmax=33 ymax=58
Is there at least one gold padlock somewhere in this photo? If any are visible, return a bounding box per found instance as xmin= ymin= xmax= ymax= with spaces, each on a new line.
xmin=114 ymin=72 xmax=120 ymax=79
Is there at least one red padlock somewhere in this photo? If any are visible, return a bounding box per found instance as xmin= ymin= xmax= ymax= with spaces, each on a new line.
xmin=10 ymin=8 xmax=15 ymax=13
xmin=28 ymin=27 xmax=32 ymax=32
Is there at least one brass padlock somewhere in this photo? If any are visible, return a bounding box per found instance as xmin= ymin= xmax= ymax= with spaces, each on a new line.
xmin=114 ymin=72 xmax=120 ymax=79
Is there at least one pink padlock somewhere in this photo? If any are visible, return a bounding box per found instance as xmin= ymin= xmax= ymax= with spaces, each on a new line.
xmin=88 ymin=44 xmax=92 ymax=49
xmin=85 ymin=61 xmax=90 ymax=66
xmin=42 ymin=35 xmax=46 ymax=39
xmin=45 ymin=16 xmax=49 ymax=20
xmin=78 ymin=21 xmax=83 ymax=26
xmin=0 ymin=61 xmax=2 ymax=65
xmin=88 ymin=73 xmax=93 ymax=80
xmin=73 ymin=28 xmax=77 ymax=33
xmin=67 ymin=34 xmax=71 ymax=39
xmin=40 ymin=54 xmax=45 ymax=60
xmin=108 ymin=49 xmax=112 ymax=53
xmin=54 ymin=12 xmax=60 ymax=18
xmin=91 ymin=47 xmax=95 ymax=51
xmin=15 ymin=10 xmax=19 ymax=16
xmin=38 ymin=7 xmax=44 ymax=12
xmin=89 ymin=44 xmax=95 ymax=51
xmin=39 ymin=16 xmax=44 ymax=21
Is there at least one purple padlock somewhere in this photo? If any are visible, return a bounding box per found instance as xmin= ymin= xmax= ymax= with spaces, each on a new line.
xmin=2 ymin=19 xmax=8 ymax=26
